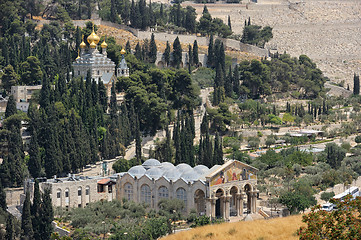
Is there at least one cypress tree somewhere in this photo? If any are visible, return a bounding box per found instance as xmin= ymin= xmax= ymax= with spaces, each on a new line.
xmin=98 ymin=80 xmax=108 ymax=112
xmin=354 ymin=73 xmax=360 ymax=95
xmin=28 ymin=131 xmax=42 ymax=179
xmin=21 ymin=191 xmax=34 ymax=240
xmin=6 ymin=214 xmax=15 ymax=240
xmin=188 ymin=44 xmax=193 ymax=67
xmin=233 ymin=65 xmax=240 ymax=96
xmin=214 ymin=132 xmax=223 ymax=165
xmin=228 ymin=15 xmax=232 ymax=30
xmin=207 ymin=35 xmax=214 ymax=68
xmin=110 ymin=82 xmax=117 ymax=119
xmin=5 ymin=95 xmax=17 ymax=118
xmin=39 ymin=188 xmax=54 ymax=240
xmin=135 ymin=42 xmax=142 ymax=60
xmin=125 ymin=41 xmax=131 ymax=54
xmin=225 ymin=65 xmax=233 ymax=97
xmin=110 ymin=0 xmax=118 ymax=22
xmin=164 ymin=127 xmax=172 ymax=163
xmin=135 ymin=114 xmax=142 ymax=164
xmin=172 ymin=37 xmax=182 ymax=68
xmin=0 ymin=180 xmax=6 ymax=211
xmin=149 ymin=33 xmax=157 ymax=64
xmin=39 ymin=75 xmax=51 ymax=110
xmin=44 ymin=126 xmax=61 ymax=178
xmin=193 ymin=40 xmax=198 ymax=66
xmin=173 ymin=112 xmax=181 ymax=165
xmin=164 ymin=41 xmax=170 ymax=67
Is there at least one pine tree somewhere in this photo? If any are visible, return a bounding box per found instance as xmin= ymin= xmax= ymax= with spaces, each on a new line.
xmin=0 ymin=180 xmax=6 ymax=211
xmin=172 ymin=37 xmax=182 ymax=68
xmin=164 ymin=41 xmax=170 ymax=67
xmin=354 ymin=73 xmax=360 ymax=95
xmin=192 ymin=40 xmax=198 ymax=66
xmin=21 ymin=191 xmax=34 ymax=240
xmin=5 ymin=95 xmax=17 ymax=118
xmin=207 ymin=35 xmax=214 ymax=68
xmin=149 ymin=33 xmax=157 ymax=64
xmin=6 ymin=214 xmax=15 ymax=240
xmin=28 ymin=131 xmax=42 ymax=179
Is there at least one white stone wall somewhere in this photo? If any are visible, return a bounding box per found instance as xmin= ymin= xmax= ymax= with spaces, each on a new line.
xmin=116 ymin=173 xmax=207 ymax=213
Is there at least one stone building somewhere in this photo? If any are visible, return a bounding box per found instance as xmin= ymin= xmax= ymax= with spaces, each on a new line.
xmin=26 ymin=175 xmax=117 ymax=210
xmin=116 ymin=159 xmax=258 ymax=220
xmin=25 ymin=159 xmax=258 ymax=220
xmin=72 ymin=25 xmax=129 ymax=91
xmin=10 ymin=85 xmax=42 ymax=112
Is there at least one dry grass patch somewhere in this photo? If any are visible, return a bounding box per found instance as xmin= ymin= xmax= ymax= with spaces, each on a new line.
xmin=161 ymin=215 xmax=304 ymax=240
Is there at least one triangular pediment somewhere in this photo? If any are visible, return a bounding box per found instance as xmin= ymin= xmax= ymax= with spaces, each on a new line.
xmin=206 ymin=160 xmax=258 ymax=187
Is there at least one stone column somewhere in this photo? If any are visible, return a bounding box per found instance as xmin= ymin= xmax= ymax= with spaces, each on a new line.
xmin=224 ymin=195 xmax=231 ymax=220
xmin=206 ymin=198 xmax=212 ymax=218
xmin=211 ymin=198 xmax=216 ymax=218
xmin=250 ymin=191 xmax=257 ymax=213
xmin=236 ymin=193 xmax=244 ymax=217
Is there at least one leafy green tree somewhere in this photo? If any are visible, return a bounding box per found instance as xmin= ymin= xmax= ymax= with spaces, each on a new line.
xmin=355 ymin=135 xmax=361 ymax=144
xmin=325 ymin=143 xmax=346 ymax=169
xmin=320 ymin=191 xmax=335 ymax=202
xmin=1 ymin=65 xmax=19 ymax=94
xmin=20 ymin=56 xmax=43 ymax=85
xmin=299 ymin=195 xmax=361 ymax=239
xmin=5 ymin=95 xmax=17 ymax=118
xmin=112 ymin=158 xmax=131 ymax=173
xmin=21 ymin=191 xmax=34 ymax=240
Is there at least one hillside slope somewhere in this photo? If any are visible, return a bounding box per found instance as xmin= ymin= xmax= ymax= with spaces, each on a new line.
xmin=161 ymin=215 xmax=304 ymax=240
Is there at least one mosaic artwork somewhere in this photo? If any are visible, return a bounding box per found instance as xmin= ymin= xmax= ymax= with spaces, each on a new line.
xmin=210 ymin=161 xmax=257 ymax=186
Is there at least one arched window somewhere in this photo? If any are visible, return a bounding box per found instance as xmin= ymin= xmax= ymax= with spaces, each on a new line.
xmin=158 ymin=186 xmax=168 ymax=199
xmin=65 ymin=188 xmax=70 ymax=208
xmin=141 ymin=184 xmax=151 ymax=204
xmin=176 ymin=187 xmax=187 ymax=207
xmin=77 ymin=187 xmax=82 ymax=208
xmin=124 ymin=183 xmax=133 ymax=201
xmin=85 ymin=186 xmax=90 ymax=206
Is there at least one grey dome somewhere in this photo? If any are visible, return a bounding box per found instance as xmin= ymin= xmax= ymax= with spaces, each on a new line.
xmin=161 ymin=162 xmax=174 ymax=168
xmin=181 ymin=169 xmax=200 ymax=182
xmin=176 ymin=163 xmax=193 ymax=173
xmin=145 ymin=167 xmax=164 ymax=179
xmin=164 ymin=168 xmax=182 ymax=181
xmin=193 ymin=165 xmax=210 ymax=175
xmin=142 ymin=159 xmax=161 ymax=169
xmin=128 ymin=166 xmax=146 ymax=177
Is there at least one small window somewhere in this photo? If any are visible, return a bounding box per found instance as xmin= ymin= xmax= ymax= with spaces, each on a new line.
xmin=78 ymin=204 xmax=81 ymax=208
xmin=57 ymin=192 xmax=61 ymax=198
xmin=86 ymin=188 xmax=90 ymax=195
xmin=97 ymin=70 xmax=100 ymax=75
xmin=65 ymin=191 xmax=69 ymax=198
xmin=78 ymin=71 xmax=80 ymax=75
xmin=97 ymin=184 xmax=105 ymax=193
xmin=78 ymin=189 xmax=82 ymax=196
xmin=108 ymin=185 xmax=112 ymax=193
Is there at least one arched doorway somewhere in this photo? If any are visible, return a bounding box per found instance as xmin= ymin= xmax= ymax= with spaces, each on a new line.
xmin=215 ymin=188 xmax=224 ymax=218
xmin=194 ymin=189 xmax=206 ymax=215
xmin=230 ymin=186 xmax=238 ymax=216
xmin=244 ymin=184 xmax=252 ymax=214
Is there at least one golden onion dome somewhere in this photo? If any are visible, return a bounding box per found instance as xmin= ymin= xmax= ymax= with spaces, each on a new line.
xmin=76 ymin=49 xmax=80 ymax=60
xmin=101 ymin=39 xmax=108 ymax=48
xmin=120 ymin=48 xmax=126 ymax=55
xmin=87 ymin=24 xmax=100 ymax=45
xmin=80 ymin=35 xmax=86 ymax=48
xmin=90 ymin=41 xmax=97 ymax=48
